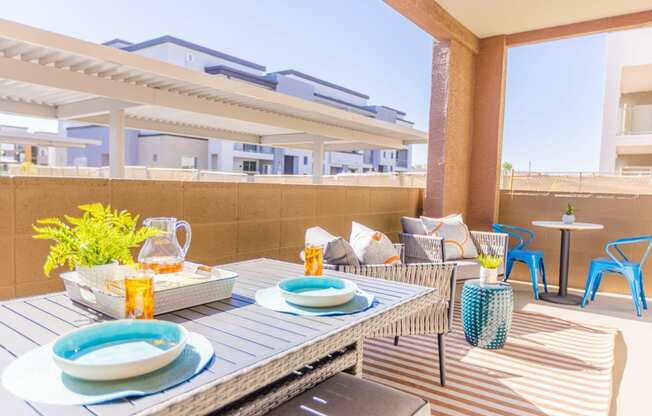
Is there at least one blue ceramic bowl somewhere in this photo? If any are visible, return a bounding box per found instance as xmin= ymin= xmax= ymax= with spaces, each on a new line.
xmin=278 ymin=276 xmax=358 ymax=307
xmin=52 ymin=320 xmax=188 ymax=381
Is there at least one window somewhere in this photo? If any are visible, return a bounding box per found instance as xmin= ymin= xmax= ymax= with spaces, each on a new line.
xmin=383 ymin=151 xmax=386 ymax=158
xmin=181 ymin=156 xmax=198 ymax=169
xmin=243 ymin=144 xmax=261 ymax=153
xmin=303 ymin=156 xmax=308 ymax=165
xmin=242 ymin=160 xmax=257 ymax=172
xmin=152 ymin=154 xmax=158 ymax=162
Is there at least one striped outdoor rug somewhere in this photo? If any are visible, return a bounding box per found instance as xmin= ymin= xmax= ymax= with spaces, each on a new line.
xmin=363 ymin=306 xmax=616 ymax=416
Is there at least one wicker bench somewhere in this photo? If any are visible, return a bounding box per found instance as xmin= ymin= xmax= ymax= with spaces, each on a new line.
xmin=264 ymin=373 xmax=430 ymax=416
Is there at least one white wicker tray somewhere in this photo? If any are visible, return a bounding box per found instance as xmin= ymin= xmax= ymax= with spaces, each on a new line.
xmin=60 ymin=263 xmax=238 ymax=319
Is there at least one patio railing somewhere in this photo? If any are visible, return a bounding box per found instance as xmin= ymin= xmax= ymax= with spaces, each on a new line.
xmin=500 ymin=170 xmax=652 ymax=195
xmin=1 ymin=164 xmax=427 ymax=187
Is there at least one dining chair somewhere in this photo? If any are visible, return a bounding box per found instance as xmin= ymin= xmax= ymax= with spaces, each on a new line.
xmin=492 ymin=224 xmax=548 ymax=300
xmin=581 ymin=236 xmax=651 ymax=317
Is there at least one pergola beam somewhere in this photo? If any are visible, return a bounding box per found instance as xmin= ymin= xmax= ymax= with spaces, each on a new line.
xmin=0 ymin=55 xmax=411 ymax=149
xmin=0 ymin=97 xmax=55 ymax=118
xmin=56 ymin=97 xmax=140 ymax=119
xmin=76 ymin=114 xmax=261 ymax=144
xmin=260 ymin=133 xmax=315 ymax=145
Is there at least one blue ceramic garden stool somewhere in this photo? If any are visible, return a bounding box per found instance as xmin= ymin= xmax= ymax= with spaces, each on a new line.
xmin=461 ymin=280 xmax=514 ymax=349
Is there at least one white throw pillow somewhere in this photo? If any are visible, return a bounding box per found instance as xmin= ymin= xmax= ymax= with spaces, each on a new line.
xmin=304 ymin=226 xmax=360 ymax=266
xmin=421 ymin=214 xmax=478 ymax=260
xmin=349 ymin=222 xmax=402 ymax=265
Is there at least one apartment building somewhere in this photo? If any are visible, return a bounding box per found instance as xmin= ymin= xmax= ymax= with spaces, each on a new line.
xmin=600 ymin=27 xmax=652 ymax=173
xmin=65 ymin=36 xmax=413 ymax=174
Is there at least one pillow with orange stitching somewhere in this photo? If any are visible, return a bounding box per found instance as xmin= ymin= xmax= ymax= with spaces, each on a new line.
xmin=420 ymin=214 xmax=478 ymax=261
xmin=349 ymin=222 xmax=402 ymax=265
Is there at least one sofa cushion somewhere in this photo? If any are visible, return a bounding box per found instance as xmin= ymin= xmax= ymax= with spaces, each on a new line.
xmin=304 ymin=226 xmax=360 ymax=266
xmin=350 ymin=222 xmax=402 ymax=265
xmin=400 ymin=216 xmax=427 ymax=235
xmin=264 ymin=373 xmax=430 ymax=416
xmin=453 ymin=259 xmax=481 ymax=281
xmin=421 ymin=214 xmax=478 ymax=261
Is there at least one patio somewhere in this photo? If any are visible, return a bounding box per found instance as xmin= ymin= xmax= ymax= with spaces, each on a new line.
xmin=1 ymin=1 xmax=652 ymax=415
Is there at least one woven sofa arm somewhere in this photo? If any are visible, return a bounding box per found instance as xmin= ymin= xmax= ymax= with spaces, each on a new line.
xmin=471 ymin=231 xmax=509 ymax=260
xmin=399 ymin=233 xmax=444 ymax=263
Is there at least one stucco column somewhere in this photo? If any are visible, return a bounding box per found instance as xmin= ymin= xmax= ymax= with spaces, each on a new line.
xmin=424 ymin=36 xmax=506 ymax=230
xmin=424 ymin=39 xmax=476 ymax=218
xmin=312 ymin=139 xmax=324 ymax=184
xmin=467 ymin=36 xmax=507 ymax=229
xmin=109 ymin=109 xmax=125 ymax=178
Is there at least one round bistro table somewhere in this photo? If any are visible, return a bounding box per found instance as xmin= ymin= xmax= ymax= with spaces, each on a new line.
xmin=531 ymin=221 xmax=604 ymax=305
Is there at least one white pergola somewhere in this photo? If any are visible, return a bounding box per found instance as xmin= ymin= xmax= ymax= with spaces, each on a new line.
xmin=0 ymin=19 xmax=427 ymax=183
xmin=0 ymin=125 xmax=100 ymax=148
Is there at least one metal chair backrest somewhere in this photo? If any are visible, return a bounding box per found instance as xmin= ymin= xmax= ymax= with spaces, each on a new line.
xmin=492 ymin=224 xmax=534 ymax=251
xmin=605 ymin=235 xmax=652 ymax=268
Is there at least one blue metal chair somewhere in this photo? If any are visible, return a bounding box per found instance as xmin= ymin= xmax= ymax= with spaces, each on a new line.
xmin=492 ymin=224 xmax=548 ymax=299
xmin=581 ymin=236 xmax=651 ymax=317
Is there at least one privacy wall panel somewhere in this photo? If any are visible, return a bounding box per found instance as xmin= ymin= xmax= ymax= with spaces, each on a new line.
xmin=2 ymin=177 xmax=422 ymax=300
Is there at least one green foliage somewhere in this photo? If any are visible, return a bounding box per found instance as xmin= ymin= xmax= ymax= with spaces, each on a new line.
xmin=502 ymin=161 xmax=513 ymax=171
xmin=478 ymin=254 xmax=502 ymax=269
xmin=565 ymin=203 xmax=575 ymax=215
xmin=32 ymin=203 xmax=159 ymax=276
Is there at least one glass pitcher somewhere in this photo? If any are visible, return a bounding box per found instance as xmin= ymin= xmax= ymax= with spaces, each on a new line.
xmin=138 ymin=217 xmax=191 ymax=274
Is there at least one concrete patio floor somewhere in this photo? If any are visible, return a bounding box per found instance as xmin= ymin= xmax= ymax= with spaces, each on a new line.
xmin=502 ymin=279 xmax=650 ymax=416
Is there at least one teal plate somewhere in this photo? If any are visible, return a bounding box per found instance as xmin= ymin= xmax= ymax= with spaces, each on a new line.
xmin=256 ymin=286 xmax=376 ymax=316
xmin=52 ymin=320 xmax=188 ymax=381
xmin=1 ymin=332 xmax=214 ymax=405
xmin=278 ymin=276 xmax=358 ymax=307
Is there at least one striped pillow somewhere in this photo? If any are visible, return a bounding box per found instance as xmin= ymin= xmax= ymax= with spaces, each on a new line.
xmin=349 ymin=222 xmax=402 ymax=265
xmin=421 ymin=214 xmax=478 ymax=261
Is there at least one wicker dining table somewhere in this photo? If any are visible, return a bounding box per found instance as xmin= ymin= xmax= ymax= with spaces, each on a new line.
xmin=0 ymin=258 xmax=438 ymax=416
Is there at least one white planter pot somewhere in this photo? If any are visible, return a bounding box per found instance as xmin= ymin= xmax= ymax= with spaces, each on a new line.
xmin=562 ymin=214 xmax=575 ymax=224
xmin=76 ymin=261 xmax=123 ymax=291
xmin=480 ymin=267 xmax=499 ymax=285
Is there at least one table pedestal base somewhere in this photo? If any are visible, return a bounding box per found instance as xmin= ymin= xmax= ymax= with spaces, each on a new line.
xmin=539 ymin=293 xmax=582 ymax=305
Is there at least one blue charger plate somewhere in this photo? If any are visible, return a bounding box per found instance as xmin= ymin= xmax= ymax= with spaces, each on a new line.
xmin=2 ymin=332 xmax=214 ymax=405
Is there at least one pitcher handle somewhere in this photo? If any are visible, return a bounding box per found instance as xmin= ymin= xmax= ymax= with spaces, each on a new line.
xmin=176 ymin=220 xmax=192 ymax=256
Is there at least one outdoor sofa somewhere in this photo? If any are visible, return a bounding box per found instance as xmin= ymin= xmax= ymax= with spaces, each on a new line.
xmin=399 ymin=216 xmax=509 ymax=281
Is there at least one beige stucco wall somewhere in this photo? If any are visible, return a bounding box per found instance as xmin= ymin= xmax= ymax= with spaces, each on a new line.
xmin=499 ymin=190 xmax=651 ymax=296
xmin=0 ymin=177 xmax=422 ymax=300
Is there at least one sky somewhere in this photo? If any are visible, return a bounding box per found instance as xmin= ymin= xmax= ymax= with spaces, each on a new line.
xmin=503 ymin=34 xmax=607 ymax=172
xmin=0 ymin=1 xmax=609 ymax=171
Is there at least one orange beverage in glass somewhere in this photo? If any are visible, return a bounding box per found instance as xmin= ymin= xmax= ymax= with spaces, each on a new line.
xmin=304 ymin=244 xmax=323 ymax=276
xmin=125 ymin=267 xmax=154 ymax=319
xmin=141 ymin=256 xmax=184 ymax=274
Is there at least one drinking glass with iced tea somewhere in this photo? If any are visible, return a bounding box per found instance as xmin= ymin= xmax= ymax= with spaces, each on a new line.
xmin=125 ymin=267 xmax=154 ymax=319
xmin=304 ymin=244 xmax=323 ymax=276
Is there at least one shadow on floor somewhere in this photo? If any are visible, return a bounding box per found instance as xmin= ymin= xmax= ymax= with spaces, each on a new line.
xmin=610 ymin=331 xmax=627 ymax=416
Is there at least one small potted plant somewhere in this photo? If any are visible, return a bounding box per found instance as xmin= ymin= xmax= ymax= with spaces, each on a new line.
xmin=562 ymin=203 xmax=575 ymax=224
xmin=478 ymin=254 xmax=502 ymax=285
xmin=32 ymin=203 xmax=159 ymax=288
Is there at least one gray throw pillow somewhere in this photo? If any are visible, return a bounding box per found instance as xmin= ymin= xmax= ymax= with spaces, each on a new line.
xmin=304 ymin=226 xmax=360 ymax=266
xmin=400 ymin=216 xmax=427 ymax=235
